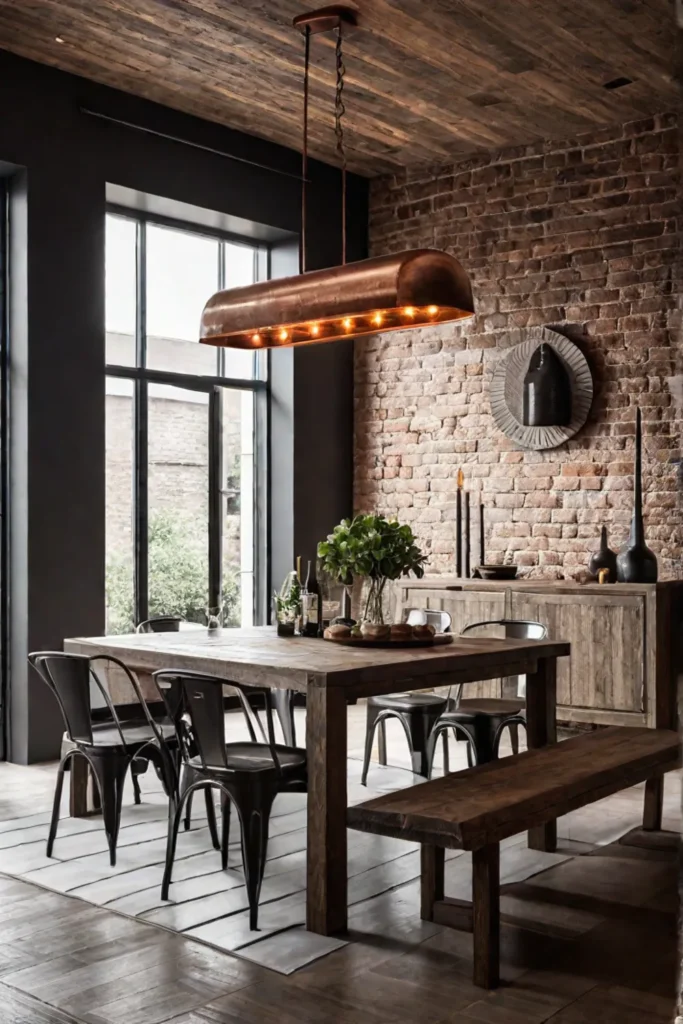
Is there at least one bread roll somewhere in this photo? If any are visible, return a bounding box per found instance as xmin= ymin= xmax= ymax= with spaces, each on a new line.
xmin=361 ymin=622 xmax=391 ymax=640
xmin=390 ymin=622 xmax=414 ymax=639
xmin=327 ymin=623 xmax=352 ymax=639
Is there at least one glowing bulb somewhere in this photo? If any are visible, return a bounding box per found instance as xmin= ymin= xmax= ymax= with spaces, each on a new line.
xmin=279 ymin=329 xmax=288 ymax=342
xmin=372 ymin=312 xmax=383 ymax=326
xmin=343 ymin=318 xmax=353 ymax=330
xmin=251 ymin=333 xmax=261 ymax=344
xmin=310 ymin=323 xmax=320 ymax=336
xmin=403 ymin=306 xmax=416 ymax=317
xmin=428 ymin=305 xmax=439 ymax=315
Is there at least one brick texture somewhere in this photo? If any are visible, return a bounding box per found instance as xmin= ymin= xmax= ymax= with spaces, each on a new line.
xmin=355 ymin=113 xmax=683 ymax=578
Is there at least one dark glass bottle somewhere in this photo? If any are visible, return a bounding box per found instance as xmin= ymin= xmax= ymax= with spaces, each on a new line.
xmin=523 ymin=343 xmax=571 ymax=427
xmin=303 ymin=561 xmax=323 ymax=637
xmin=588 ymin=526 xmax=617 ymax=582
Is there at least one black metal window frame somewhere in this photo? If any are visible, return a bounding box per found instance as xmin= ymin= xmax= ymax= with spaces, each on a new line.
xmin=105 ymin=204 xmax=269 ymax=628
xmin=0 ymin=181 xmax=8 ymax=758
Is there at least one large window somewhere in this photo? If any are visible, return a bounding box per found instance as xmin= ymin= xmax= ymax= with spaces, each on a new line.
xmin=105 ymin=210 xmax=267 ymax=634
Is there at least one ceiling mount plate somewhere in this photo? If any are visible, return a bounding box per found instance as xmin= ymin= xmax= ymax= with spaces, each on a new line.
xmin=293 ymin=4 xmax=358 ymax=34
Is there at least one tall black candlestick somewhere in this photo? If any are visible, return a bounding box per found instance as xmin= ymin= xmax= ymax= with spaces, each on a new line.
xmin=456 ymin=468 xmax=463 ymax=577
xmin=479 ymin=502 xmax=485 ymax=566
xmin=464 ymin=491 xmax=471 ymax=578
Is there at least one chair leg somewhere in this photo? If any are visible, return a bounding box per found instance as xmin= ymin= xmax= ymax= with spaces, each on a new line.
xmin=131 ymin=766 xmax=142 ymax=805
xmin=441 ymin=730 xmax=450 ymax=775
xmin=90 ymin=755 xmax=128 ymax=867
xmin=472 ymin=843 xmax=500 ymax=989
xmin=47 ymin=753 xmax=71 ymax=857
xmin=469 ymin=717 xmax=496 ymax=765
xmin=406 ymin=708 xmax=443 ymax=779
xmin=425 ymin=721 xmax=443 ymax=780
xmin=508 ymin=723 xmax=520 ymax=756
xmin=205 ymin=787 xmax=220 ymax=851
xmin=221 ymin=792 xmax=231 ymax=870
xmin=234 ymin=781 xmax=277 ymax=930
xmin=361 ymin=705 xmax=382 ymax=787
xmin=161 ymin=796 xmax=187 ymax=900
xmin=377 ymin=719 xmax=387 ymax=766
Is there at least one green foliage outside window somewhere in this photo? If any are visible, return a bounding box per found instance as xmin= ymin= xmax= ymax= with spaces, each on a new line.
xmin=106 ymin=510 xmax=240 ymax=634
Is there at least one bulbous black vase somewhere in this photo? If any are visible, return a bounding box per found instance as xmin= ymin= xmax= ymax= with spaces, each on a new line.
xmin=588 ymin=526 xmax=617 ymax=582
xmin=616 ymin=408 xmax=658 ymax=583
xmin=523 ymin=343 xmax=571 ymax=427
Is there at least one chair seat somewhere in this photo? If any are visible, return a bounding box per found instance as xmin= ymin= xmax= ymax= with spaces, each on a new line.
xmin=64 ymin=719 xmax=177 ymax=753
xmin=368 ymin=693 xmax=448 ymax=713
xmin=450 ymin=699 xmax=525 ymax=719
xmin=188 ymin=742 xmax=307 ymax=776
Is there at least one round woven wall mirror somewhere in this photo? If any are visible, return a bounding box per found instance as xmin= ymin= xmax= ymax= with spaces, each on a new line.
xmin=490 ymin=326 xmax=593 ymax=450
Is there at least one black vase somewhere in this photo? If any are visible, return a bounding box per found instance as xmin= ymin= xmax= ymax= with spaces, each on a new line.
xmin=616 ymin=408 xmax=658 ymax=583
xmin=523 ymin=343 xmax=571 ymax=427
xmin=588 ymin=526 xmax=617 ymax=582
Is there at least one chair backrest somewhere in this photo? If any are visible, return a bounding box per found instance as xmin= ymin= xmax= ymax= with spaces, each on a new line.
xmin=137 ymin=616 xmax=183 ymax=634
xmin=28 ymin=652 xmax=103 ymax=746
xmin=458 ymin=619 xmax=547 ymax=701
xmin=404 ymin=608 xmax=452 ymax=634
xmin=461 ymin=619 xmax=547 ymax=642
xmin=153 ymin=669 xmax=283 ymax=774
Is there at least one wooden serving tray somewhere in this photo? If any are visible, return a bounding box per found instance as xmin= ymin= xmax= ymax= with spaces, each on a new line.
xmin=324 ymin=633 xmax=454 ymax=649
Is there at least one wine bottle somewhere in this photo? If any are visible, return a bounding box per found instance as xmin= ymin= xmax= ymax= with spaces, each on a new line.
xmin=303 ymin=560 xmax=322 ymax=637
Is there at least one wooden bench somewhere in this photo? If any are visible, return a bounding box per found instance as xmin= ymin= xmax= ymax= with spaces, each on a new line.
xmin=347 ymin=726 xmax=679 ymax=989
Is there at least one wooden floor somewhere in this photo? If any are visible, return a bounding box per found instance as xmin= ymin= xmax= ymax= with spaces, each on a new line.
xmin=0 ymin=706 xmax=679 ymax=1024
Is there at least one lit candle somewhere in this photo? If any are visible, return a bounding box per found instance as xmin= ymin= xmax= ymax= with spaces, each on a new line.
xmin=479 ymin=501 xmax=485 ymax=566
xmin=465 ymin=490 xmax=471 ymax=579
xmin=456 ymin=468 xmax=463 ymax=577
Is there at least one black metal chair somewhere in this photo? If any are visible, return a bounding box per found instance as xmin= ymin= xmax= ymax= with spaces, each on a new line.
xmin=137 ymin=616 xmax=183 ymax=633
xmin=154 ymin=669 xmax=307 ymax=930
xmin=361 ymin=608 xmax=452 ymax=785
xmin=426 ymin=618 xmax=548 ymax=775
xmin=28 ymin=651 xmax=177 ymax=866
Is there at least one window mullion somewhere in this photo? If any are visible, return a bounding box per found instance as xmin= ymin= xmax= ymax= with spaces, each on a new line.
xmin=133 ymin=218 xmax=149 ymax=624
xmin=208 ymin=387 xmax=223 ymax=618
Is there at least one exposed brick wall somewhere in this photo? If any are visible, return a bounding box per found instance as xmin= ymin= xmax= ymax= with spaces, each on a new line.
xmin=355 ymin=113 xmax=683 ymax=578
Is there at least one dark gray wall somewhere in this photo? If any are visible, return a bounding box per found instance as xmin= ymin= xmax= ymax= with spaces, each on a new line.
xmin=0 ymin=49 xmax=367 ymax=763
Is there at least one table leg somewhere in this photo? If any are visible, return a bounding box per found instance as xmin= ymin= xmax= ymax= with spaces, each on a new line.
xmin=306 ymin=685 xmax=348 ymax=935
xmin=526 ymin=656 xmax=558 ymax=852
xmin=643 ymin=775 xmax=664 ymax=831
xmin=70 ymin=756 xmax=89 ymax=818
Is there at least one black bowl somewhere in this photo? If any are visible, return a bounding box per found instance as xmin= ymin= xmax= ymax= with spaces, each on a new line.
xmin=476 ymin=564 xmax=518 ymax=581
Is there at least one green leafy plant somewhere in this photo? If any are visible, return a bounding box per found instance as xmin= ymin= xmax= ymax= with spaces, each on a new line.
xmin=317 ymin=514 xmax=426 ymax=623
xmin=106 ymin=510 xmax=240 ymax=634
xmin=274 ymin=571 xmax=301 ymax=619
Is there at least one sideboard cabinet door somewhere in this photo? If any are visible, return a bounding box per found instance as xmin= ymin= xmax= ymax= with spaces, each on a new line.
xmin=509 ymin=591 xmax=645 ymax=713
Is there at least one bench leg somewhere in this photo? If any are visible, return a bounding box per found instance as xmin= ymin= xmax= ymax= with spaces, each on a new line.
xmin=420 ymin=844 xmax=444 ymax=921
xmin=472 ymin=843 xmax=500 ymax=990
xmin=643 ymin=775 xmax=664 ymax=831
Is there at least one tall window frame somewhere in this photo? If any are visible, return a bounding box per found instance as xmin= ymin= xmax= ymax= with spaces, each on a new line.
xmin=105 ymin=205 xmax=269 ymax=631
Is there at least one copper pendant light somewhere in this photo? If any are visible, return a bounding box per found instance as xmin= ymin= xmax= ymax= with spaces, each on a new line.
xmin=199 ymin=5 xmax=474 ymax=351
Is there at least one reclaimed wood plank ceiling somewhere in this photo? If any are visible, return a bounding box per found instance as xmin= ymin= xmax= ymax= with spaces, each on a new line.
xmin=0 ymin=0 xmax=676 ymax=175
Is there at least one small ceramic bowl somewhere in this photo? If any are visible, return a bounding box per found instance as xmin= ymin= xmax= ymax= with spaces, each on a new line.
xmin=476 ymin=564 xmax=518 ymax=581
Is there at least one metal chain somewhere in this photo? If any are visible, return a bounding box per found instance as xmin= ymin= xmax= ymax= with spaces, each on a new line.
xmin=335 ymin=24 xmax=347 ymax=264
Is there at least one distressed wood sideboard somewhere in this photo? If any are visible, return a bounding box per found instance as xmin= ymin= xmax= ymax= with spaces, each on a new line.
xmin=396 ymin=578 xmax=683 ymax=732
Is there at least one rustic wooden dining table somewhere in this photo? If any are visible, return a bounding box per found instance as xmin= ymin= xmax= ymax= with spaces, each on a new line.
xmin=64 ymin=627 xmax=570 ymax=936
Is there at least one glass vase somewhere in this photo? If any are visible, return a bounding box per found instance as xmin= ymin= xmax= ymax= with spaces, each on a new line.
xmin=362 ymin=576 xmax=389 ymax=625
